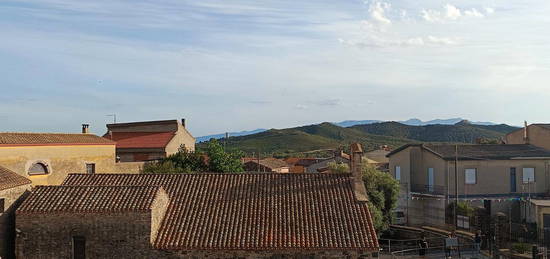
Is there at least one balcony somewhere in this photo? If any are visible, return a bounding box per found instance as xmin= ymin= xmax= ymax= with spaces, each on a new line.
xmin=410 ymin=184 xmax=447 ymax=196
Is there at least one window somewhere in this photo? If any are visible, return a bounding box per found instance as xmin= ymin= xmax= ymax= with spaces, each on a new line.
xmin=523 ymin=168 xmax=535 ymax=183
xmin=395 ymin=166 xmax=401 ymax=181
xmin=0 ymin=198 xmax=4 ymax=213
xmin=465 ymin=169 xmax=477 ymax=184
xmin=86 ymin=163 xmax=95 ymax=174
xmin=28 ymin=162 xmax=48 ymax=175
xmin=72 ymin=236 xmax=85 ymax=259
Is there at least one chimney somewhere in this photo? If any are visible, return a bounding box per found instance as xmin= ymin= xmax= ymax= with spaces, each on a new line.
xmin=349 ymin=143 xmax=368 ymax=202
xmin=523 ymin=121 xmax=529 ymax=144
xmin=81 ymin=124 xmax=90 ymax=134
xmin=181 ymin=118 xmax=186 ymax=127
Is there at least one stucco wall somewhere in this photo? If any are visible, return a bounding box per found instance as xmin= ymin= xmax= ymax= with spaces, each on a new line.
xmin=447 ymin=159 xmax=550 ymax=196
xmin=0 ymin=145 xmax=140 ymax=185
xmin=0 ymin=185 xmax=31 ymax=259
xmin=506 ymin=125 xmax=550 ymax=150
xmin=165 ymin=123 xmax=196 ymax=154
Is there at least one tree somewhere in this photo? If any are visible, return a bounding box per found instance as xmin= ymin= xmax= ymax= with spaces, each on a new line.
xmin=362 ymin=164 xmax=400 ymax=232
xmin=204 ymin=139 xmax=244 ymax=173
xmin=142 ymin=146 xmax=207 ymax=174
xmin=141 ymin=140 xmax=244 ymax=174
xmin=327 ymin=161 xmax=349 ymax=174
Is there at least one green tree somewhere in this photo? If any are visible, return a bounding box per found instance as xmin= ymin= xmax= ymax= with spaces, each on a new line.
xmin=327 ymin=161 xmax=349 ymax=174
xmin=142 ymin=146 xmax=207 ymax=174
xmin=362 ymin=165 xmax=400 ymax=232
xmin=204 ymin=139 xmax=244 ymax=173
xmin=142 ymin=140 xmax=244 ymax=174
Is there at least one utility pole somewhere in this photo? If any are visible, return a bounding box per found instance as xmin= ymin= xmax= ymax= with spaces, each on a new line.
xmin=106 ymin=114 xmax=117 ymax=124
xmin=224 ymin=132 xmax=228 ymax=151
xmin=257 ymin=149 xmax=260 ymax=173
xmin=455 ymin=144 xmax=459 ymax=230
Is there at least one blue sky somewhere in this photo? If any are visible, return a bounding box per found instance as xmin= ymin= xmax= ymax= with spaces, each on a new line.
xmin=1 ymin=0 xmax=549 ymax=136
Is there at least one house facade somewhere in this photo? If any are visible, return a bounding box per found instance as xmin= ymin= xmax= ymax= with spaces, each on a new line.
xmin=105 ymin=119 xmax=195 ymax=162
xmin=0 ymin=131 xmax=139 ymax=186
xmin=388 ymin=143 xmax=550 ymax=227
xmin=505 ymin=123 xmax=550 ymax=150
xmin=16 ymin=143 xmax=379 ymax=258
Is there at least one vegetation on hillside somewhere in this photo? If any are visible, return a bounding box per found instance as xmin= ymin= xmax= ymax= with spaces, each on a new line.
xmin=198 ymin=121 xmax=518 ymax=156
xmin=351 ymin=121 xmax=518 ymax=143
xmin=198 ymin=122 xmax=414 ymax=156
xmin=142 ymin=140 xmax=244 ymax=173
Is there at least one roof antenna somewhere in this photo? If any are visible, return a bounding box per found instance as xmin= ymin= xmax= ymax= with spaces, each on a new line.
xmin=106 ymin=114 xmax=117 ymax=124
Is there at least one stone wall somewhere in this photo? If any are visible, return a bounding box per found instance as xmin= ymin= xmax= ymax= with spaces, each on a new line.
xmin=0 ymin=184 xmax=31 ymax=259
xmin=16 ymin=212 xmax=155 ymax=259
xmin=164 ymin=249 xmax=376 ymax=258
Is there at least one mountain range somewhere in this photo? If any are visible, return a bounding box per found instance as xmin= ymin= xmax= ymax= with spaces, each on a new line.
xmin=197 ymin=120 xmax=519 ymax=156
xmin=197 ymin=118 xmax=503 ymax=142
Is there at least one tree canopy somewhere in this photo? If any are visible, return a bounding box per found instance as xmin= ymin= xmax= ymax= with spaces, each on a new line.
xmin=142 ymin=139 xmax=244 ymax=174
xmin=362 ymin=165 xmax=400 ymax=232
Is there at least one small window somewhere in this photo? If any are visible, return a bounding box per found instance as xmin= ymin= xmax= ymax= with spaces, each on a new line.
xmin=523 ymin=168 xmax=535 ymax=183
xmin=73 ymin=236 xmax=85 ymax=259
xmin=465 ymin=169 xmax=477 ymax=184
xmin=86 ymin=163 xmax=95 ymax=174
xmin=0 ymin=198 xmax=4 ymax=213
xmin=395 ymin=166 xmax=401 ymax=181
xmin=28 ymin=162 xmax=48 ymax=175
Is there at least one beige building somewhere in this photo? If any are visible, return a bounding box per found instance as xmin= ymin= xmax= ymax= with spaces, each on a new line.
xmin=16 ymin=148 xmax=379 ymax=259
xmin=505 ymin=123 xmax=550 ymax=150
xmin=0 ymin=166 xmax=32 ymax=259
xmin=388 ymin=143 xmax=550 ymax=227
xmin=0 ymin=131 xmax=140 ymax=186
xmin=105 ymin=119 xmax=195 ymax=162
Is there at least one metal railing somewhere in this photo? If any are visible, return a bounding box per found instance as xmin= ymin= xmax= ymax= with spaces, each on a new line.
xmin=410 ymin=184 xmax=447 ymax=196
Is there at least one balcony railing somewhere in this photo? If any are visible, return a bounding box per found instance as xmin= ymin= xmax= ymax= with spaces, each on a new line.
xmin=410 ymin=184 xmax=447 ymax=196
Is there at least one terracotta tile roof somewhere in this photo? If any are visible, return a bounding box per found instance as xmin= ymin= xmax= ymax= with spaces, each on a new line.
xmin=255 ymin=158 xmax=289 ymax=169
xmin=62 ymin=173 xmax=379 ymax=251
xmin=17 ymin=185 xmax=162 ymax=214
xmin=106 ymin=132 xmax=175 ymax=149
xmin=0 ymin=165 xmax=31 ymax=191
xmin=0 ymin=133 xmax=114 ymax=146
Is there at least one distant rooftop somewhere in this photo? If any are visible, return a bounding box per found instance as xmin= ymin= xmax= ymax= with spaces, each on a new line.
xmin=388 ymin=143 xmax=550 ymax=160
xmin=0 ymin=132 xmax=114 ymax=146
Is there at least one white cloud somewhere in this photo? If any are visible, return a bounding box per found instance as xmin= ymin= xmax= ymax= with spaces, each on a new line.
xmin=445 ymin=4 xmax=462 ymax=20
xmin=422 ymin=4 xmax=487 ymax=23
xmin=368 ymin=2 xmax=391 ymax=24
xmin=485 ymin=7 xmax=495 ymax=15
xmin=294 ymin=104 xmax=308 ymax=110
xmin=464 ymin=8 xmax=484 ymax=18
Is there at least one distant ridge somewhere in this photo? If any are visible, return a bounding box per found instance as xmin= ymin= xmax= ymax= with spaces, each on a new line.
xmin=196 ymin=118 xmax=503 ymax=143
xmin=197 ymin=120 xmax=519 ymax=155
xmin=196 ymin=129 xmax=267 ymax=143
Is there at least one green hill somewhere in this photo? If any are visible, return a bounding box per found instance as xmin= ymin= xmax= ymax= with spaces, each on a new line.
xmin=350 ymin=121 xmax=518 ymax=143
xmin=202 ymin=122 xmax=414 ymax=156
xmin=199 ymin=121 xmax=519 ymax=156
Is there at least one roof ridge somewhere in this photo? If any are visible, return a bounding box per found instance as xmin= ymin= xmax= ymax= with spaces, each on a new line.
xmin=0 ymin=132 xmax=95 ymax=135
xmin=66 ymin=172 xmax=353 ymax=176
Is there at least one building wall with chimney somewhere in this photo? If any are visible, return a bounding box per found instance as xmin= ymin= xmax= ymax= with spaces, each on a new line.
xmin=0 ymin=145 xmax=141 ymax=186
xmin=16 ymin=213 xmax=157 ymax=259
xmin=0 ymin=184 xmax=30 ymax=259
xmin=165 ymin=122 xmax=196 ymax=154
xmin=506 ymin=125 xmax=550 ymax=150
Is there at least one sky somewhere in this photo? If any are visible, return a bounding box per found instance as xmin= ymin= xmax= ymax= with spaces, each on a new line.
xmin=1 ymin=0 xmax=549 ymax=136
